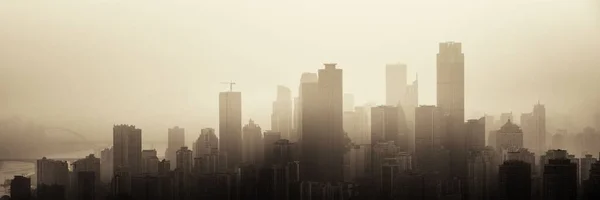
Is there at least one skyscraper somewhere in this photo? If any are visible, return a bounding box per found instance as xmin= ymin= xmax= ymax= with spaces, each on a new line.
xmin=100 ymin=147 xmax=113 ymax=184
xmin=533 ymin=103 xmax=547 ymax=156
xmin=271 ymin=85 xmax=292 ymax=140
xmin=176 ymin=146 xmax=193 ymax=175
xmin=543 ymin=158 xmax=578 ymax=200
xmin=165 ymin=126 xmax=185 ymax=169
xmin=37 ymin=157 xmax=69 ymax=187
xmin=405 ymin=76 xmax=419 ymax=153
xmin=113 ymin=124 xmax=142 ymax=176
xmin=219 ymin=91 xmax=242 ymax=170
xmin=141 ymin=150 xmax=158 ymax=174
xmin=299 ymin=76 xmax=321 ymax=181
xmin=465 ymin=118 xmax=486 ymax=151
xmin=414 ymin=106 xmax=446 ymax=171
xmin=317 ymin=63 xmax=344 ymax=182
xmin=385 ymin=63 xmax=407 ymax=106
xmin=498 ymin=160 xmax=531 ymax=200
xmin=294 ymin=72 xmax=318 ymax=143
xmin=263 ymin=131 xmax=282 ymax=166
xmin=495 ymin=120 xmax=524 ymax=152
xmin=371 ymin=106 xmax=400 ymax=146
xmin=437 ymin=42 xmax=466 ymax=179
xmin=193 ymin=128 xmax=218 ymax=159
xmin=72 ymin=154 xmax=101 ymax=187
xmin=242 ymin=119 xmax=263 ymax=165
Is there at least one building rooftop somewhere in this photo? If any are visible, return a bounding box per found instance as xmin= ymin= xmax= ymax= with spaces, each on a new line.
xmin=498 ymin=119 xmax=523 ymax=133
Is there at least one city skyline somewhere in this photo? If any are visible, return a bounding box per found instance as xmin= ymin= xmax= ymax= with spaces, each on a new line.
xmin=1 ymin=1 xmax=599 ymax=141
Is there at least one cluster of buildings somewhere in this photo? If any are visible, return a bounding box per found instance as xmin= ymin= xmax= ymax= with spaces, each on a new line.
xmin=7 ymin=42 xmax=600 ymax=200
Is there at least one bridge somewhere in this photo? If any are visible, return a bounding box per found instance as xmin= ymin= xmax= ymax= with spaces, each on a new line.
xmin=0 ymin=158 xmax=83 ymax=164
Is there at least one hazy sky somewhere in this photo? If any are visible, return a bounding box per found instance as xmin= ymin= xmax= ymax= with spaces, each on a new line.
xmin=1 ymin=0 xmax=599 ymax=143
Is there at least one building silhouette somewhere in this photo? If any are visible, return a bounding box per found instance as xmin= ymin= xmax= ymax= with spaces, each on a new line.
xmin=219 ymin=91 xmax=242 ymax=171
xmin=299 ymin=70 xmax=323 ymax=182
xmin=272 ymin=85 xmax=293 ymax=140
xmin=498 ymin=160 xmax=531 ymax=200
xmin=465 ymin=118 xmax=486 ymax=151
xmin=414 ymin=105 xmax=446 ymax=171
xmin=543 ymin=152 xmax=578 ymax=200
xmin=113 ymin=124 xmax=142 ymax=176
xmin=10 ymin=176 xmax=31 ymax=200
xmin=193 ymin=128 xmax=218 ymax=159
xmin=293 ymin=72 xmax=318 ymax=143
xmin=495 ymin=120 xmax=524 ymax=152
xmin=317 ymin=63 xmax=345 ymax=182
xmin=100 ymin=147 xmax=113 ymax=184
xmin=437 ymin=42 xmax=466 ymax=180
xmin=176 ymin=146 xmax=193 ymax=175
xmin=76 ymin=171 xmax=96 ymax=200
xmin=141 ymin=149 xmax=159 ymax=174
xmin=165 ymin=126 xmax=185 ymax=170
xmin=37 ymin=157 xmax=69 ymax=189
xmin=242 ymin=119 xmax=263 ymax=165
xmin=263 ymin=131 xmax=282 ymax=167
xmin=371 ymin=106 xmax=399 ymax=145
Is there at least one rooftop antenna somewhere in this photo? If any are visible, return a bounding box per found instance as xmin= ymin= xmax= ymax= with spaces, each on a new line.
xmin=221 ymin=81 xmax=236 ymax=92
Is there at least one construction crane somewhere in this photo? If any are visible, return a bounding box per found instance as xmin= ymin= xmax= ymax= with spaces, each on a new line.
xmin=221 ymin=81 xmax=236 ymax=92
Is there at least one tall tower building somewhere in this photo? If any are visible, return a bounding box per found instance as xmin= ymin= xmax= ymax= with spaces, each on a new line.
xmin=113 ymin=124 xmax=142 ymax=176
xmin=405 ymin=76 xmax=419 ymax=153
xmin=465 ymin=118 xmax=486 ymax=151
xmin=166 ymin=126 xmax=185 ymax=169
xmin=242 ymin=119 xmax=263 ymax=165
xmin=371 ymin=106 xmax=401 ymax=147
xmin=271 ymin=85 xmax=293 ymax=140
xmin=533 ymin=103 xmax=547 ymax=156
xmin=176 ymin=147 xmax=193 ymax=175
xmin=294 ymin=72 xmax=318 ymax=143
xmin=263 ymin=131 xmax=282 ymax=167
xmin=414 ymin=106 xmax=446 ymax=170
xmin=543 ymin=157 xmax=577 ymax=200
xmin=385 ymin=63 xmax=407 ymax=106
xmin=219 ymin=91 xmax=242 ymax=170
xmin=193 ymin=128 xmax=218 ymax=158
xmin=317 ymin=63 xmax=344 ymax=182
xmin=72 ymin=154 xmax=101 ymax=186
xmin=437 ymin=42 xmax=466 ymax=179
xmin=299 ymin=76 xmax=321 ymax=181
xmin=498 ymin=160 xmax=532 ymax=200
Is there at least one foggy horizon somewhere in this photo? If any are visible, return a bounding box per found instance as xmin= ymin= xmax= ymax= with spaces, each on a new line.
xmin=1 ymin=0 xmax=599 ymax=141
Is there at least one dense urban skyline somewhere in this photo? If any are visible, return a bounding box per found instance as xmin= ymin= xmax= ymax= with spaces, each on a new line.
xmin=1 ymin=1 xmax=599 ymax=142
xmin=1 ymin=1 xmax=600 ymax=200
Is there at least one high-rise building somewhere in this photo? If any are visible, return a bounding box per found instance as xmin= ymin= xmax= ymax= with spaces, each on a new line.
xmin=113 ymin=124 xmax=142 ymax=175
xmin=371 ymin=106 xmax=400 ymax=145
xmin=404 ymin=77 xmax=419 ymax=153
xmin=263 ymin=131 xmax=282 ymax=167
xmin=299 ymin=78 xmax=321 ymax=181
xmin=505 ymin=148 xmax=536 ymax=174
xmin=10 ymin=176 xmax=31 ymax=200
xmin=354 ymin=106 xmax=371 ymax=145
xmin=437 ymin=42 xmax=465 ymax=179
xmin=543 ymin=157 xmax=578 ymax=200
xmin=76 ymin=171 xmax=96 ymax=200
xmin=465 ymin=118 xmax=486 ymax=151
xmin=272 ymin=85 xmax=293 ymax=140
xmin=193 ymin=128 xmax=218 ymax=159
xmin=294 ymin=72 xmax=318 ymax=143
xmin=581 ymin=154 xmax=597 ymax=182
xmin=242 ymin=120 xmax=263 ymax=165
xmin=495 ymin=120 xmax=524 ymax=152
xmin=467 ymin=148 xmax=498 ymax=200
xmin=219 ymin=91 xmax=242 ymax=170
xmin=273 ymin=139 xmax=293 ymax=165
xmin=414 ymin=106 xmax=446 ymax=170
xmin=73 ymin=154 xmax=101 ymax=188
xmin=498 ymin=160 xmax=531 ymax=200
xmin=385 ymin=63 xmax=407 ymax=106
xmin=344 ymin=93 xmax=355 ymax=112
xmin=584 ymin=160 xmax=600 ymax=199
xmin=484 ymin=115 xmax=496 ymax=146
xmin=165 ymin=126 xmax=185 ymax=169
xmin=317 ymin=63 xmax=344 ymax=182
xmin=344 ymin=110 xmax=358 ymax=142
xmin=37 ymin=157 xmax=69 ymax=187
xmin=533 ymin=103 xmax=547 ymax=156
xmin=176 ymin=146 xmax=193 ymax=175
xmin=100 ymin=147 xmax=113 ymax=184
xmin=141 ymin=150 xmax=159 ymax=174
